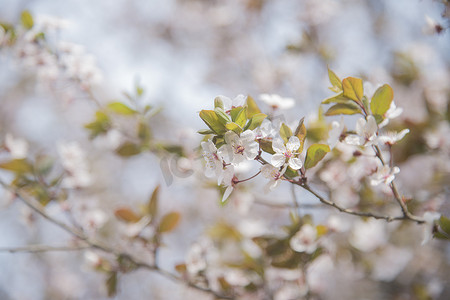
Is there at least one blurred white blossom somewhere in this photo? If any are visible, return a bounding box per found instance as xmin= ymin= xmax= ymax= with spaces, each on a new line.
xmin=259 ymin=94 xmax=295 ymax=110
xmin=290 ymin=224 xmax=318 ymax=253
xmin=4 ymin=133 xmax=28 ymax=159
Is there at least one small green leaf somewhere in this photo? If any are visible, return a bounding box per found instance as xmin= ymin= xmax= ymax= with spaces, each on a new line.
xmin=244 ymin=113 xmax=267 ymax=131
xmin=146 ymin=185 xmax=160 ymax=218
xmin=225 ymin=122 xmax=243 ymax=134
xmin=114 ymin=207 xmax=142 ymax=223
xmin=197 ymin=129 xmax=215 ymax=135
xmin=279 ymin=123 xmax=292 ymax=143
xmin=116 ymin=142 xmax=141 ymax=157
xmin=342 ymin=77 xmax=364 ymax=103
xmin=234 ymin=107 xmax=247 ymax=128
xmin=438 ymin=215 xmax=450 ymax=235
xmin=370 ymin=84 xmax=394 ymax=116
xmin=214 ymin=107 xmax=232 ymax=125
xmin=328 ymin=68 xmax=342 ymax=92
xmin=84 ymin=111 xmax=111 ymax=139
xmin=259 ymin=139 xmax=275 ymax=154
xmin=304 ymin=144 xmax=330 ymax=169
xmin=107 ymin=102 xmax=136 ymax=115
xmin=214 ymin=97 xmax=224 ymax=109
xmin=158 ymin=212 xmax=181 ymax=233
xmin=199 ymin=110 xmax=227 ymax=134
xmin=324 ymin=103 xmax=362 ymax=116
xmin=106 ymin=272 xmax=118 ymax=297
xmin=20 ymin=10 xmax=34 ymax=30
xmin=294 ymin=118 xmax=307 ymax=153
xmin=0 ymin=159 xmax=33 ymax=174
xmin=246 ymin=95 xmax=261 ymax=118
xmin=322 ymin=92 xmax=351 ymax=104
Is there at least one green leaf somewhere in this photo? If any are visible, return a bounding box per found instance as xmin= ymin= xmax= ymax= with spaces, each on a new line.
xmin=20 ymin=10 xmax=34 ymax=30
xmin=324 ymin=103 xmax=362 ymax=116
xmin=342 ymin=77 xmax=364 ymax=103
xmin=370 ymin=84 xmax=394 ymax=116
xmin=197 ymin=129 xmax=215 ymax=135
xmin=279 ymin=123 xmax=292 ymax=143
xmin=106 ymin=272 xmax=118 ymax=297
xmin=107 ymin=102 xmax=136 ymax=115
xmin=259 ymin=139 xmax=275 ymax=154
xmin=214 ymin=97 xmax=224 ymax=109
xmin=158 ymin=212 xmax=181 ymax=233
xmin=116 ymin=142 xmax=141 ymax=157
xmin=438 ymin=215 xmax=450 ymax=235
xmin=322 ymin=92 xmax=351 ymax=104
xmin=84 ymin=111 xmax=111 ymax=139
xmin=246 ymin=95 xmax=261 ymax=118
xmin=304 ymin=144 xmax=330 ymax=169
xmin=234 ymin=107 xmax=247 ymax=128
xmin=0 ymin=159 xmax=33 ymax=174
xmin=199 ymin=110 xmax=227 ymax=135
xmin=328 ymin=68 xmax=342 ymax=92
xmin=214 ymin=107 xmax=232 ymax=125
xmin=294 ymin=118 xmax=307 ymax=153
xmin=146 ymin=185 xmax=160 ymax=218
xmin=225 ymin=122 xmax=243 ymax=134
xmin=244 ymin=113 xmax=267 ymax=131
xmin=114 ymin=207 xmax=141 ymax=223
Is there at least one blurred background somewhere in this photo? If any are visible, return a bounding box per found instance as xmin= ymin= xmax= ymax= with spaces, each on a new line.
xmin=0 ymin=0 xmax=449 ymax=299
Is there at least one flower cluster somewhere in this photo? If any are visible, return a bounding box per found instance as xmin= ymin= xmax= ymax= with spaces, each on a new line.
xmin=199 ymin=94 xmax=313 ymax=201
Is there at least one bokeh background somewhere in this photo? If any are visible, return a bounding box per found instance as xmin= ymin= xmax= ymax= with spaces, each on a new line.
xmin=0 ymin=0 xmax=449 ymax=299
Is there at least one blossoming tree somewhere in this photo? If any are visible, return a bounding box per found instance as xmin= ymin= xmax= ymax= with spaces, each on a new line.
xmin=0 ymin=2 xmax=449 ymax=300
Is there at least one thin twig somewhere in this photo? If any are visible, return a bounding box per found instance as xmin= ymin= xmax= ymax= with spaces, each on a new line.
xmin=0 ymin=244 xmax=90 ymax=253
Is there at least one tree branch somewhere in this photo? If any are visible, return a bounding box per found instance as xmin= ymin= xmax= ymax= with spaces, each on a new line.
xmin=0 ymin=179 xmax=234 ymax=299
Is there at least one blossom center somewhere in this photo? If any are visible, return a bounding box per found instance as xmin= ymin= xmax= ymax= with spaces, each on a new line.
xmin=234 ymin=145 xmax=245 ymax=155
xmin=284 ymin=150 xmax=293 ymax=158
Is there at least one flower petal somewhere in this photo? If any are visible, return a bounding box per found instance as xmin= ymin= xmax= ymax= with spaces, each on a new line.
xmin=286 ymin=136 xmax=300 ymax=151
xmin=222 ymin=186 xmax=233 ymax=202
xmin=288 ymin=157 xmax=303 ymax=170
xmin=240 ymin=130 xmax=255 ymax=143
xmin=366 ymin=116 xmax=378 ymax=135
xmin=272 ymin=138 xmax=286 ymax=154
xmin=271 ymin=154 xmax=286 ymax=167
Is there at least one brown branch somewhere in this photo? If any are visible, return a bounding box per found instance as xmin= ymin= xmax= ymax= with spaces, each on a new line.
xmin=372 ymin=145 xmax=425 ymax=224
xmin=0 ymin=244 xmax=90 ymax=253
xmin=300 ymin=182 xmax=424 ymax=223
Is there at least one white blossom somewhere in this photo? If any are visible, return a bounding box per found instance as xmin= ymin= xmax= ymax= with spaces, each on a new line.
xmin=253 ymin=118 xmax=278 ymax=140
xmin=219 ymin=130 xmax=258 ymax=165
xmin=259 ymin=94 xmax=295 ymax=110
xmin=290 ymin=224 xmax=318 ymax=253
xmin=271 ymin=136 xmax=303 ymax=170
xmin=371 ymin=246 xmax=413 ymax=281
xmin=379 ymin=102 xmax=403 ymax=128
xmin=221 ymin=166 xmax=237 ymax=202
xmin=201 ymin=140 xmax=224 ymax=183
xmin=345 ymin=115 xmax=378 ymax=146
xmin=350 ymin=219 xmax=387 ymax=252
xmin=370 ymin=165 xmax=400 ymax=186
xmin=4 ymin=134 xmax=29 ymax=159
xmin=260 ymin=164 xmax=285 ymax=191
xmin=377 ymin=129 xmax=410 ymax=145
xmin=327 ymin=118 xmax=344 ymax=148
xmin=57 ymin=142 xmax=93 ymax=188
xmin=217 ymin=94 xmax=246 ymax=112
xmin=186 ymin=243 xmax=207 ymax=275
